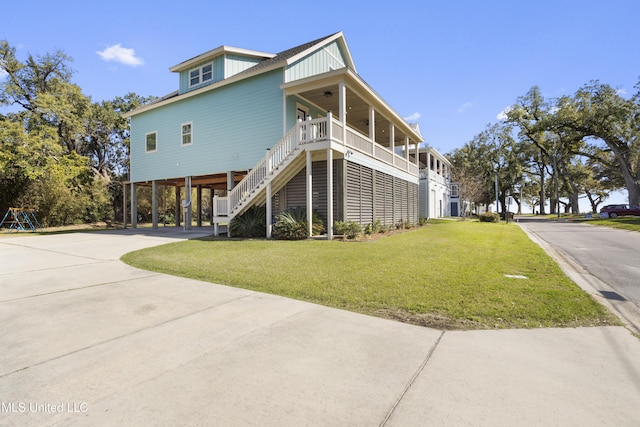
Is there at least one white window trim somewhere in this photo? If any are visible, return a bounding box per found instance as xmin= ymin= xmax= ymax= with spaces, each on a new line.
xmin=145 ymin=131 xmax=158 ymax=153
xmin=188 ymin=62 xmax=214 ymax=88
xmin=181 ymin=122 xmax=193 ymax=146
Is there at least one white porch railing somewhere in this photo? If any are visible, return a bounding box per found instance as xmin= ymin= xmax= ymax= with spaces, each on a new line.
xmin=214 ymin=116 xmax=329 ymax=218
xmin=420 ymin=169 xmax=449 ymax=186
xmin=213 ymin=114 xmax=420 ymax=222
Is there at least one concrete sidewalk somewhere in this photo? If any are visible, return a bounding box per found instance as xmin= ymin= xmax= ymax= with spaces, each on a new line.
xmin=1 ymin=228 xmax=639 ymax=426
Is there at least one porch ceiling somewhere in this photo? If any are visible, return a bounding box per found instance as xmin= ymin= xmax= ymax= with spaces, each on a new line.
xmin=298 ymin=85 xmax=405 ymax=147
xmin=283 ymin=69 xmax=422 ymax=148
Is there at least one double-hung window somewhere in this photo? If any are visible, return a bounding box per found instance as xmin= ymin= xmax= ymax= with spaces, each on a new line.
xmin=145 ymin=131 xmax=157 ymax=152
xmin=181 ymin=122 xmax=192 ymax=146
xmin=189 ymin=62 xmax=213 ymax=87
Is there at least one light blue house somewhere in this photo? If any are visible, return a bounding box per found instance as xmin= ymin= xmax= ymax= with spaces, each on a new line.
xmin=125 ymin=32 xmax=425 ymax=237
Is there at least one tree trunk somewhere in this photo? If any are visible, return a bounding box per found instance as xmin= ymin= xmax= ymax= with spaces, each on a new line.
xmin=585 ymin=191 xmax=601 ymax=213
xmin=625 ymin=180 xmax=640 ymax=206
xmin=539 ymin=164 xmax=546 ymax=215
xmin=603 ymin=136 xmax=640 ymax=205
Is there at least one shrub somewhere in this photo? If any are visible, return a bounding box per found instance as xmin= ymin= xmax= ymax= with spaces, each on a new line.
xmin=334 ymin=220 xmax=362 ymax=239
xmin=396 ymin=219 xmax=413 ymax=229
xmin=272 ymin=208 xmax=324 ymax=240
xmin=479 ymin=212 xmax=500 ymax=223
xmin=230 ymin=205 xmax=266 ymax=237
xmin=419 ymin=217 xmax=429 ymax=226
xmin=363 ymin=223 xmax=373 ymax=235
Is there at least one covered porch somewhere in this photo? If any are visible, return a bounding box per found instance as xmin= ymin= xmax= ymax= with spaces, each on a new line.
xmin=282 ymin=67 xmax=423 ymax=170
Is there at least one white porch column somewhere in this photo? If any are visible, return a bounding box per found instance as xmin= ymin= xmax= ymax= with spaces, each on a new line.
xmin=415 ymin=142 xmax=420 ymax=166
xmin=389 ymin=123 xmax=395 ymax=159
xmin=152 ymin=180 xmax=158 ymax=230
xmin=404 ymin=136 xmax=410 ymax=161
xmin=306 ymin=150 xmax=313 ymax=237
xmin=266 ymin=182 xmax=272 ymax=239
xmin=369 ymin=106 xmax=375 ymax=142
xmin=130 ymin=183 xmax=137 ymax=229
xmin=339 ymin=81 xmax=347 ymax=144
xmin=327 ymin=148 xmax=333 ymax=240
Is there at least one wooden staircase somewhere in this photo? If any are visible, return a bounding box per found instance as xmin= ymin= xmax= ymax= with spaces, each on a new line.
xmin=213 ymin=116 xmax=329 ymax=232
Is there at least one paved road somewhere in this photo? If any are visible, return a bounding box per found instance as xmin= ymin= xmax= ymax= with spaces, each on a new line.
xmin=518 ymin=218 xmax=640 ymax=331
xmin=1 ymin=227 xmax=640 ymax=426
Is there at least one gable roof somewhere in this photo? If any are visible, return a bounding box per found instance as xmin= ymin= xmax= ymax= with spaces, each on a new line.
xmin=169 ymin=46 xmax=275 ymax=73
xmin=125 ymin=32 xmax=355 ymax=117
xmin=239 ymin=32 xmax=355 ymax=75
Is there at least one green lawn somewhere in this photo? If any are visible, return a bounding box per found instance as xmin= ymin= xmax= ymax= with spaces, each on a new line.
xmin=121 ymin=220 xmax=618 ymax=330
xmin=576 ymin=215 xmax=640 ymax=232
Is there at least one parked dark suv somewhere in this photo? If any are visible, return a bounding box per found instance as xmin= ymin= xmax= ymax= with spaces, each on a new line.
xmin=600 ymin=204 xmax=640 ymax=218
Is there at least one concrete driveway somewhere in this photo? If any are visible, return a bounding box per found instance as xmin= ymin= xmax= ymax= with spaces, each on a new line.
xmin=1 ymin=228 xmax=640 ymax=426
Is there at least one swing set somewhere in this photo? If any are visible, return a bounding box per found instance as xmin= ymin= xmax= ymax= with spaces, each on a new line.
xmin=0 ymin=207 xmax=44 ymax=232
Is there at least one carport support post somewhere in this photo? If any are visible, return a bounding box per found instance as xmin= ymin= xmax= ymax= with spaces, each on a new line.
xmin=185 ymin=176 xmax=192 ymax=230
xmin=306 ymin=151 xmax=313 ymax=237
xmin=175 ymin=186 xmax=181 ymax=227
xmin=122 ymin=182 xmax=128 ymax=229
xmin=196 ymin=185 xmax=202 ymax=227
xmin=152 ymin=180 xmax=158 ymax=230
xmin=130 ymin=183 xmax=137 ymax=229
xmin=227 ymin=171 xmax=235 ymax=192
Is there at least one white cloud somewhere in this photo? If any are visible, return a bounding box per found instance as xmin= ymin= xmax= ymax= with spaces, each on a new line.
xmin=0 ymin=69 xmax=7 ymax=78
xmin=496 ymin=106 xmax=513 ymax=121
xmin=457 ymin=102 xmax=472 ymax=113
xmin=97 ymin=44 xmax=144 ymax=67
xmin=404 ymin=112 xmax=421 ymax=122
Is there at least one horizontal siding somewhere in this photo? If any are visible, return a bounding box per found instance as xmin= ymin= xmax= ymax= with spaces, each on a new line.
xmin=130 ymin=69 xmax=284 ymax=183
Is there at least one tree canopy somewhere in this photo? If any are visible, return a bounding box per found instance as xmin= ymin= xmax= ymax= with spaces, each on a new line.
xmin=0 ymin=40 xmax=153 ymax=226
xmin=450 ymin=79 xmax=640 ymax=214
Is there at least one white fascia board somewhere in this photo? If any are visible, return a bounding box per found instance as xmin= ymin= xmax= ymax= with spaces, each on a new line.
xmin=344 ymin=70 xmax=423 ymax=143
xmin=169 ymin=46 xmax=274 ymax=72
xmin=427 ymin=146 xmax=452 ymax=165
xmin=285 ymin=32 xmax=355 ymax=71
xmin=125 ymin=62 xmax=284 ymax=118
xmin=281 ymin=67 xmax=423 ymax=143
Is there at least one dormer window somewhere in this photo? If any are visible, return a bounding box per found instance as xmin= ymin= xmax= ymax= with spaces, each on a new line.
xmin=189 ymin=62 xmax=213 ymax=87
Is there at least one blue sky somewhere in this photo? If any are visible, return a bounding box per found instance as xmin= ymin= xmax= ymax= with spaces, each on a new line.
xmin=2 ymin=0 xmax=638 ymax=207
